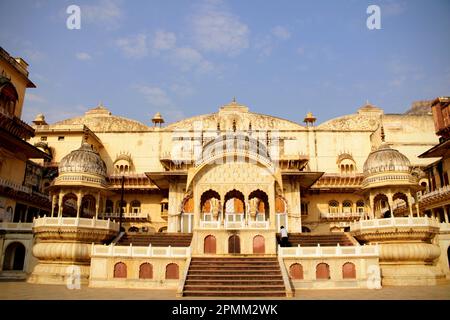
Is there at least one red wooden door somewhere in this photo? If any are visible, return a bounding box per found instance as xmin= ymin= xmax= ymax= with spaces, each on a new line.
xmin=204 ymin=235 xmax=216 ymax=254
xmin=228 ymin=235 xmax=241 ymax=254
xmin=253 ymin=235 xmax=265 ymax=254
xmin=114 ymin=262 xmax=127 ymax=278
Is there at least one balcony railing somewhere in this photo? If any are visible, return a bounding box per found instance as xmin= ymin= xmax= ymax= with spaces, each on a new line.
xmin=0 ymin=177 xmax=31 ymax=194
xmin=91 ymin=243 xmax=191 ymax=258
xmin=199 ymin=219 xmax=269 ymax=229
xmin=418 ymin=185 xmax=450 ymax=202
xmin=0 ymin=221 xmax=33 ymax=231
xmin=279 ymin=243 xmax=379 ymax=258
xmin=320 ymin=211 xmax=363 ymax=219
xmin=33 ymin=216 xmax=119 ymax=231
xmin=101 ymin=212 xmax=149 ymax=219
xmin=350 ymin=217 xmax=440 ymax=232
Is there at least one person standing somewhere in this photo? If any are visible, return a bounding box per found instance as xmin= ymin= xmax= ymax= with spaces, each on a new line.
xmin=280 ymin=226 xmax=289 ymax=247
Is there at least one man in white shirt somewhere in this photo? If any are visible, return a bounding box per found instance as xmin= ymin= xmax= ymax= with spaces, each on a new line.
xmin=280 ymin=226 xmax=288 ymax=247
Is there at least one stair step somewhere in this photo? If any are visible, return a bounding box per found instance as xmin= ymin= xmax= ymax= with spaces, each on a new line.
xmin=183 ymin=291 xmax=286 ymax=297
xmin=184 ymin=285 xmax=286 ymax=291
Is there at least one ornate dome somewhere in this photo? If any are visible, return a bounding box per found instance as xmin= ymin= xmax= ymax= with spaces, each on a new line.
xmin=59 ymin=142 xmax=107 ymax=177
xmin=363 ymin=142 xmax=411 ymax=175
xmin=53 ymin=104 xmax=149 ymax=132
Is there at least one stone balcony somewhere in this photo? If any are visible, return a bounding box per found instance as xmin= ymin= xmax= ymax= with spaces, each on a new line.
xmin=320 ymin=211 xmax=362 ymax=221
xmin=100 ymin=212 xmax=150 ymax=221
xmin=0 ymin=221 xmax=33 ymax=231
xmin=418 ymin=185 xmax=450 ymax=207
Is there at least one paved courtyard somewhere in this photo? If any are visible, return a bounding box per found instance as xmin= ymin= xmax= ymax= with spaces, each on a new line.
xmin=0 ymin=281 xmax=449 ymax=300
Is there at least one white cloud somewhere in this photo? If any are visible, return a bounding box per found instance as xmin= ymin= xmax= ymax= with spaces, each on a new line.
xmin=170 ymin=47 xmax=214 ymax=73
xmin=383 ymin=2 xmax=406 ymax=16
xmin=26 ymin=93 xmax=46 ymax=103
xmin=135 ymin=85 xmax=172 ymax=107
xmin=170 ymin=83 xmax=195 ymax=97
xmin=82 ymin=0 xmax=123 ymax=29
xmin=23 ymin=49 xmax=45 ymax=62
xmin=115 ymin=33 xmax=148 ymax=58
xmin=75 ymin=52 xmax=92 ymax=60
xmin=134 ymin=84 xmax=186 ymax=122
xmin=271 ymin=26 xmax=291 ymax=40
xmin=153 ymin=30 xmax=177 ymax=51
xmin=296 ymin=47 xmax=305 ymax=55
xmin=191 ymin=0 xmax=250 ymax=56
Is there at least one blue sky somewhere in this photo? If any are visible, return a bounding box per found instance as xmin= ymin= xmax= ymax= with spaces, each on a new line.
xmin=0 ymin=0 xmax=449 ymax=125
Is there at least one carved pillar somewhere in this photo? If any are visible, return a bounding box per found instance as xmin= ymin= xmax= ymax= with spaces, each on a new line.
xmin=369 ymin=193 xmax=375 ymax=220
xmin=51 ymin=193 xmax=57 ymax=217
xmin=268 ymin=182 xmax=276 ymax=229
xmin=444 ymin=206 xmax=449 ymax=223
xmin=387 ymin=192 xmax=394 ymax=218
xmin=76 ymin=191 xmax=83 ymax=218
xmin=407 ymin=192 xmax=414 ymax=218
xmin=95 ymin=192 xmax=100 ymax=219
xmin=414 ymin=193 xmax=421 ymax=217
xmin=58 ymin=191 xmax=63 ymax=217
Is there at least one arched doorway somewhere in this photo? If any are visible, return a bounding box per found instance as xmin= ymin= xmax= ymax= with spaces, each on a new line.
xmin=253 ymin=235 xmax=265 ymax=254
xmin=62 ymin=193 xmax=78 ymax=217
xmin=81 ymin=194 xmax=96 ymax=217
xmin=2 ymin=242 xmax=26 ymax=271
xmin=228 ymin=234 xmax=241 ymax=254
xmin=249 ymin=190 xmax=269 ymax=221
xmin=204 ymin=235 xmax=216 ymax=254
xmin=224 ymin=190 xmax=245 ymax=227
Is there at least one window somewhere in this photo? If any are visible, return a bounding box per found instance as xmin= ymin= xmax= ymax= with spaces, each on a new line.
xmin=342 ymin=200 xmax=352 ymax=213
xmin=301 ymin=201 xmax=309 ymax=215
xmin=58 ymin=136 xmax=65 ymax=141
xmin=130 ymin=200 xmax=141 ymax=214
xmin=40 ymin=136 xmax=47 ymax=141
xmin=356 ymin=200 xmax=365 ymax=213
xmin=328 ymin=200 xmax=339 ymax=214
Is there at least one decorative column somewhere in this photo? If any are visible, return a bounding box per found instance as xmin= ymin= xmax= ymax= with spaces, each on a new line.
xmin=268 ymin=182 xmax=276 ymax=230
xmin=407 ymin=193 xmax=414 ymax=218
xmin=444 ymin=206 xmax=449 ymax=223
xmin=51 ymin=194 xmax=57 ymax=217
xmin=414 ymin=193 xmax=421 ymax=217
xmin=76 ymin=191 xmax=83 ymax=218
xmin=387 ymin=192 xmax=394 ymax=218
xmin=369 ymin=193 xmax=375 ymax=219
xmin=95 ymin=192 xmax=100 ymax=219
xmin=57 ymin=191 xmax=63 ymax=217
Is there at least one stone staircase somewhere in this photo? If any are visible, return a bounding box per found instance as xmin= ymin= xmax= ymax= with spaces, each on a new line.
xmin=182 ymin=257 xmax=287 ymax=297
xmin=277 ymin=233 xmax=355 ymax=247
xmin=118 ymin=233 xmax=193 ymax=247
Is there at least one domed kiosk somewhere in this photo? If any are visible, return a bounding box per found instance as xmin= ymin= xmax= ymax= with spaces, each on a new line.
xmin=28 ymin=142 xmax=118 ymax=285
xmin=350 ymin=128 xmax=444 ymax=286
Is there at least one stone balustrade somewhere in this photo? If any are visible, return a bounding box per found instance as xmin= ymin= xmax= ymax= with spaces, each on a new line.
xmin=33 ymin=216 xmax=119 ymax=231
xmin=418 ymin=185 xmax=450 ymax=202
xmin=320 ymin=211 xmax=363 ymax=219
xmin=0 ymin=221 xmax=33 ymax=231
xmin=91 ymin=243 xmax=191 ymax=258
xmin=349 ymin=217 xmax=440 ymax=232
xmin=279 ymin=244 xmax=379 ymax=258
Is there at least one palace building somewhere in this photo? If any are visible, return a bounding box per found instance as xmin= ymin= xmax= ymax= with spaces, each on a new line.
xmin=0 ymin=47 xmax=449 ymax=296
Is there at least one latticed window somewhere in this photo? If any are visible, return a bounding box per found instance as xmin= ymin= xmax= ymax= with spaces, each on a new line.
xmin=356 ymin=200 xmax=365 ymax=213
xmin=328 ymin=200 xmax=339 ymax=213
xmin=342 ymin=200 xmax=352 ymax=213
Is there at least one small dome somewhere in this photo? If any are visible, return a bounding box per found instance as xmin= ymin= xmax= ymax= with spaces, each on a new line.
xmin=363 ymin=142 xmax=411 ymax=175
xmin=152 ymin=112 xmax=164 ymax=123
xmin=59 ymin=142 xmax=107 ymax=176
